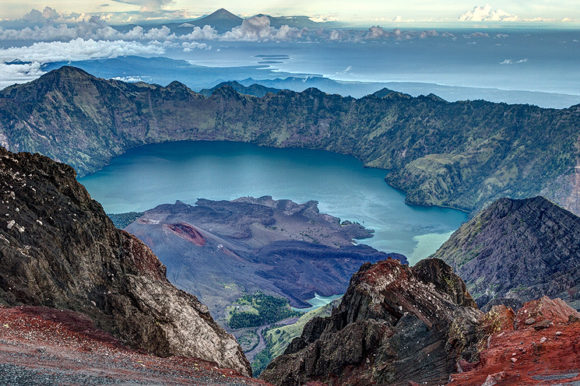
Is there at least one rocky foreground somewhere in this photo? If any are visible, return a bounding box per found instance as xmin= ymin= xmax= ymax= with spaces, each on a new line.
xmin=450 ymin=297 xmax=580 ymax=385
xmin=1 ymin=66 xmax=578 ymax=215
xmin=0 ymin=306 xmax=264 ymax=384
xmin=0 ymin=147 xmax=250 ymax=376
xmin=260 ymin=259 xmax=580 ymax=385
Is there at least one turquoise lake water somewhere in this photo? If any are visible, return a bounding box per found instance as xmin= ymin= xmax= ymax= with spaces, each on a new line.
xmin=79 ymin=141 xmax=467 ymax=264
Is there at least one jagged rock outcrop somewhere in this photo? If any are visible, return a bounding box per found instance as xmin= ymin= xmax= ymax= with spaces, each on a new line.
xmin=260 ymin=258 xmax=483 ymax=385
xmin=0 ymin=66 xmax=578 ymax=215
xmin=0 ymin=147 xmax=251 ymax=376
xmin=450 ymin=296 xmax=580 ymax=385
xmin=431 ymin=196 xmax=580 ymax=310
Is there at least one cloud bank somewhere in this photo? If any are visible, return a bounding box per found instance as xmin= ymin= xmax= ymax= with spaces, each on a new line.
xmin=0 ymin=38 xmax=166 ymax=89
xmin=459 ymin=4 xmax=519 ymax=22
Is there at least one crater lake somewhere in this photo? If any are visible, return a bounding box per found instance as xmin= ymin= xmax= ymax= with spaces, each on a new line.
xmin=79 ymin=141 xmax=467 ymax=264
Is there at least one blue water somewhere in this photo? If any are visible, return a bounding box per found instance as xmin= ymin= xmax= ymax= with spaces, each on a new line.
xmin=79 ymin=141 xmax=467 ymax=263
xmin=291 ymin=294 xmax=343 ymax=313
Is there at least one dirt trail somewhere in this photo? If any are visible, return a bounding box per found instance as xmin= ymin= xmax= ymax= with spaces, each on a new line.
xmin=0 ymin=306 xmax=268 ymax=385
xmin=244 ymin=317 xmax=299 ymax=362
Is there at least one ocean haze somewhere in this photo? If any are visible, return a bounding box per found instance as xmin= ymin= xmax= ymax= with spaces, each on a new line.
xmin=2 ymin=25 xmax=579 ymax=107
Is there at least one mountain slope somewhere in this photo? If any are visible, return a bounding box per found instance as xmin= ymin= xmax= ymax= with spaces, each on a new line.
xmin=0 ymin=66 xmax=578 ymax=215
xmin=260 ymin=258 xmax=580 ymax=385
xmin=0 ymin=147 xmax=251 ymax=376
xmin=260 ymin=258 xmax=482 ymax=385
xmin=184 ymin=9 xmax=243 ymax=33
xmin=431 ymin=196 xmax=580 ymax=310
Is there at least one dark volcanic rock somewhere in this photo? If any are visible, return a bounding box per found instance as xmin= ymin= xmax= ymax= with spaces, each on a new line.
xmin=0 ymin=66 xmax=578 ymax=215
xmin=431 ymin=196 xmax=580 ymax=310
xmin=200 ymin=81 xmax=280 ymax=97
xmin=124 ymin=196 xmax=404 ymax=321
xmin=0 ymin=148 xmax=251 ymax=376
xmin=260 ymin=258 xmax=483 ymax=385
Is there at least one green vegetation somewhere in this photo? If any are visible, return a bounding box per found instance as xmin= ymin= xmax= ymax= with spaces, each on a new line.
xmin=251 ymin=347 xmax=273 ymax=377
xmin=236 ymin=330 xmax=259 ymax=352
xmin=250 ymin=299 xmax=340 ymax=375
xmin=107 ymin=212 xmax=144 ymax=229
xmin=5 ymin=67 xmax=578 ymax=216
xmin=227 ymin=292 xmax=301 ymax=329
xmin=264 ymin=299 xmax=339 ymax=359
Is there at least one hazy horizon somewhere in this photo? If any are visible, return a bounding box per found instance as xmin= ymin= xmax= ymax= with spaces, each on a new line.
xmin=0 ymin=2 xmax=578 ymax=106
xmin=1 ymin=2 xmax=579 ymax=26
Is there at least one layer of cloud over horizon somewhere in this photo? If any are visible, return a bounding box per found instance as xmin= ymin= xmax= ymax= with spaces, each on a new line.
xmin=2 ymin=0 xmax=579 ymax=25
xmin=0 ymin=7 xmax=477 ymax=45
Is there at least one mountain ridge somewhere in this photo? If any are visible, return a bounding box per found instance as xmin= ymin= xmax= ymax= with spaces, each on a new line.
xmin=0 ymin=146 xmax=251 ymax=376
xmin=1 ymin=66 xmax=578 ymax=216
xmin=431 ymin=196 xmax=580 ymax=310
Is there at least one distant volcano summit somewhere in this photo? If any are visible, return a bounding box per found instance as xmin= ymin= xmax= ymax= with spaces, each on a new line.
xmin=177 ymin=8 xmax=242 ymax=33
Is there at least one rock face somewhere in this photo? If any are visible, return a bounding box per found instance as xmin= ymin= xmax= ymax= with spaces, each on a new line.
xmin=0 ymin=66 xmax=578 ymax=215
xmin=260 ymin=258 xmax=483 ymax=385
xmin=0 ymin=147 xmax=251 ymax=376
xmin=124 ymin=197 xmax=404 ymax=321
xmin=450 ymin=296 xmax=580 ymax=385
xmin=431 ymin=196 xmax=580 ymax=310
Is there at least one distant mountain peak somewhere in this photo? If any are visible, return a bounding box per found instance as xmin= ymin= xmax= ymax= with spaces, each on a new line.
xmin=207 ymin=8 xmax=240 ymax=20
xmin=50 ymin=65 xmax=93 ymax=78
xmin=29 ymin=65 xmax=97 ymax=90
xmin=188 ymin=8 xmax=242 ymax=33
xmin=372 ymin=87 xmax=412 ymax=99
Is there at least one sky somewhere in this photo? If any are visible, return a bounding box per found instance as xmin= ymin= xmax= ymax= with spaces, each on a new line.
xmin=1 ymin=0 xmax=579 ymax=24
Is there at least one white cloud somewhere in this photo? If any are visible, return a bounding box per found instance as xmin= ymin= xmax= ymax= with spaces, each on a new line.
xmin=0 ymin=38 xmax=164 ymax=63
xmin=459 ymin=4 xmax=519 ymax=22
xmin=366 ymin=26 xmax=389 ymax=39
xmin=221 ymin=16 xmax=301 ymax=41
xmin=499 ymin=58 xmax=528 ymax=65
xmin=0 ymin=20 xmax=182 ymax=41
xmin=0 ymin=61 xmax=45 ymax=89
xmin=181 ymin=41 xmax=210 ymax=51
xmin=463 ymin=32 xmax=489 ymax=38
xmin=0 ymin=38 xmax=167 ymax=89
xmin=111 ymin=75 xmax=149 ymax=82
xmin=309 ymin=15 xmax=338 ymax=23
xmin=329 ymin=30 xmax=342 ymax=40
xmin=180 ymin=25 xmax=218 ymax=40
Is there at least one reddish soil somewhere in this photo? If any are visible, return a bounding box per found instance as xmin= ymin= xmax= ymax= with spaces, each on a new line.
xmin=166 ymin=222 xmax=207 ymax=246
xmin=0 ymin=305 xmax=267 ymax=384
xmin=359 ymin=258 xmax=410 ymax=287
xmin=450 ymin=297 xmax=580 ymax=385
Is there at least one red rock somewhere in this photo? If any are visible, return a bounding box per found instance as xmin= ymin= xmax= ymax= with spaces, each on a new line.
xmin=514 ymin=296 xmax=579 ymax=330
xmin=449 ymin=297 xmax=580 ymax=385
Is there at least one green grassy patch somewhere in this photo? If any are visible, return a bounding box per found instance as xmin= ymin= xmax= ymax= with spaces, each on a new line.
xmin=227 ymin=292 xmax=301 ymax=329
xmin=264 ymin=299 xmax=339 ymax=359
